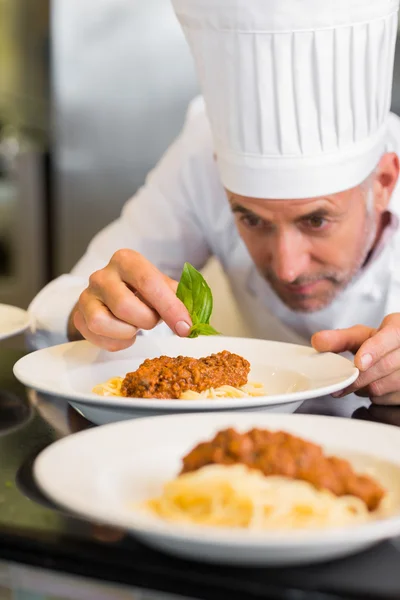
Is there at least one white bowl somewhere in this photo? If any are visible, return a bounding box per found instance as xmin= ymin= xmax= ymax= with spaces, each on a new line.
xmin=13 ymin=336 xmax=358 ymax=424
xmin=34 ymin=412 xmax=400 ymax=566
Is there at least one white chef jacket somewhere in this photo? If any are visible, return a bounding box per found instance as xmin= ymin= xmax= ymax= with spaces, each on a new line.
xmin=28 ymin=97 xmax=400 ymax=350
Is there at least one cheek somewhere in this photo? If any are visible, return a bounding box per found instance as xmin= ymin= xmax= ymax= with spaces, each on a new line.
xmin=310 ymin=240 xmax=350 ymax=267
xmin=237 ymin=230 xmax=269 ymax=266
xmin=309 ymin=227 xmax=366 ymax=270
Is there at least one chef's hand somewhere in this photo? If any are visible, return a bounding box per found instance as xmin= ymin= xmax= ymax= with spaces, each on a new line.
xmin=67 ymin=249 xmax=192 ymax=351
xmin=311 ymin=314 xmax=400 ymax=405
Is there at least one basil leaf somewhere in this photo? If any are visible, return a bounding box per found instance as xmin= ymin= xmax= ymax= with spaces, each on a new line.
xmin=176 ymin=262 xmax=221 ymax=338
xmin=176 ymin=262 xmax=213 ymax=324
xmin=191 ymin=311 xmax=200 ymax=326
xmin=176 ymin=264 xmax=195 ymax=315
xmin=188 ymin=323 xmax=221 ymax=338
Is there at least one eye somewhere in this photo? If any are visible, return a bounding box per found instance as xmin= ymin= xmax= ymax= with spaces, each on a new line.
xmin=304 ymin=215 xmax=328 ymax=230
xmin=239 ymin=214 xmax=265 ymax=230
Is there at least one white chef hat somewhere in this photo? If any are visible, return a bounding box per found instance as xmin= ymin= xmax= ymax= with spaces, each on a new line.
xmin=172 ymin=0 xmax=399 ymax=199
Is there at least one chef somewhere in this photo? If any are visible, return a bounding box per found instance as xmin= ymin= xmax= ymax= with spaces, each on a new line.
xmin=29 ymin=0 xmax=400 ymax=404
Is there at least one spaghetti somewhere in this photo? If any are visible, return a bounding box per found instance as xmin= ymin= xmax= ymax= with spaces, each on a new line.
xmin=92 ymin=377 xmax=266 ymax=399
xmin=143 ymin=464 xmax=378 ymax=530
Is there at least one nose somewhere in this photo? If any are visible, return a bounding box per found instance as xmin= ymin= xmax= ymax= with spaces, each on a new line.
xmin=270 ymin=230 xmax=310 ymax=283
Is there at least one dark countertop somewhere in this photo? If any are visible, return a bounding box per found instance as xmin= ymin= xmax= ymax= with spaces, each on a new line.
xmin=2 ymin=347 xmax=400 ymax=600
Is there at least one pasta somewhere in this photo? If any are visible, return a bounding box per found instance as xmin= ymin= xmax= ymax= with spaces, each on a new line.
xmin=92 ymin=377 xmax=266 ymax=399
xmin=92 ymin=377 xmax=124 ymax=397
xmin=143 ymin=464 xmax=376 ymax=530
xmin=180 ymin=382 xmax=266 ymax=399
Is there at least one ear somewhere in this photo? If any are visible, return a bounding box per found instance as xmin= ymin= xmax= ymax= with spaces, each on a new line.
xmin=374 ymin=152 xmax=399 ymax=211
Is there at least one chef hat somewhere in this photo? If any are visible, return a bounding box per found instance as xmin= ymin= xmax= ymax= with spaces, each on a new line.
xmin=172 ymin=0 xmax=399 ymax=199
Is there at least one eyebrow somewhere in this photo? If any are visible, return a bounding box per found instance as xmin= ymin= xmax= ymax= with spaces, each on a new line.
xmin=230 ymin=203 xmax=260 ymax=218
xmin=231 ymin=203 xmax=332 ymax=222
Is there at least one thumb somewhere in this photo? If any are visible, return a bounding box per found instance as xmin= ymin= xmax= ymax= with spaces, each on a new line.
xmin=311 ymin=325 xmax=375 ymax=355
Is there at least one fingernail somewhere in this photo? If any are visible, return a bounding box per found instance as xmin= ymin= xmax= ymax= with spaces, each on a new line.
xmin=360 ymin=353 xmax=373 ymax=370
xmin=332 ymin=391 xmax=344 ymax=398
xmin=175 ymin=321 xmax=191 ymax=337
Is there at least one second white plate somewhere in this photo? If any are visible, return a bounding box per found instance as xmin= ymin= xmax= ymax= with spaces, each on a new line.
xmin=14 ymin=336 xmax=358 ymax=424
xmin=34 ymin=412 xmax=400 ymax=566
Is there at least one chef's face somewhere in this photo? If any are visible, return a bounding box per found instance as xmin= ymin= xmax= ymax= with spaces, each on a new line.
xmin=227 ymin=156 xmax=398 ymax=312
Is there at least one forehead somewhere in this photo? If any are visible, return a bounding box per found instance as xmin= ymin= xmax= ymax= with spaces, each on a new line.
xmin=226 ymin=188 xmax=355 ymax=217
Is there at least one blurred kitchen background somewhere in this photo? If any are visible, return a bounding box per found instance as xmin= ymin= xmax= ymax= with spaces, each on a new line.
xmin=2 ymin=0 xmax=400 ymax=338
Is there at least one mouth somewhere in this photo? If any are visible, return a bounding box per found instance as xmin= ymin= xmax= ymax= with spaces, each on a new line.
xmin=282 ymin=280 xmax=324 ymax=296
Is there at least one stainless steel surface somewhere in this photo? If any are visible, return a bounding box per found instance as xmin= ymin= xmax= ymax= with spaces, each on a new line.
xmin=0 ymin=0 xmax=49 ymax=135
xmin=52 ymin=0 xmax=199 ymax=274
xmin=0 ymin=0 xmax=49 ymax=310
xmin=0 ymin=146 xmax=46 ymax=308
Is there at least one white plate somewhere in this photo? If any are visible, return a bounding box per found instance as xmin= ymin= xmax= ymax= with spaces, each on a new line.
xmin=13 ymin=337 xmax=358 ymax=424
xmin=34 ymin=412 xmax=400 ymax=566
xmin=0 ymin=304 xmax=31 ymax=341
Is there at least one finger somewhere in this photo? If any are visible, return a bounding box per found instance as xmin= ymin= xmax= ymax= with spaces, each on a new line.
xmin=111 ymin=250 xmax=191 ymax=336
xmin=355 ymin=323 xmax=400 ymax=372
xmin=332 ymin=386 xmax=370 ymax=398
xmin=79 ymin=290 xmax=138 ymax=340
xmin=337 ymin=371 xmax=400 ymax=399
xmin=356 ymin=371 xmax=400 ymax=400
xmin=337 ymin=348 xmax=400 ymax=395
xmin=98 ymin=276 xmax=160 ymax=331
xmin=311 ymin=325 xmax=374 ymax=355
xmin=371 ymin=391 xmax=400 ymax=406
xmin=73 ymin=309 xmax=136 ymax=352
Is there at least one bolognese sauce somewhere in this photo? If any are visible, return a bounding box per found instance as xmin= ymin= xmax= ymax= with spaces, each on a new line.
xmin=121 ymin=350 xmax=250 ymax=399
xmin=181 ymin=428 xmax=385 ymax=511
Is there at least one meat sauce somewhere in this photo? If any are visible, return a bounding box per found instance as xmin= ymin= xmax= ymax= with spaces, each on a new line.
xmin=181 ymin=428 xmax=385 ymax=511
xmin=121 ymin=350 xmax=250 ymax=399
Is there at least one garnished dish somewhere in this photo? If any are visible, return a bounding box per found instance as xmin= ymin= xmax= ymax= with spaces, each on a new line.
xmin=143 ymin=427 xmax=388 ymax=530
xmin=93 ymin=350 xmax=266 ymax=399
xmin=92 ymin=264 xmax=268 ymax=400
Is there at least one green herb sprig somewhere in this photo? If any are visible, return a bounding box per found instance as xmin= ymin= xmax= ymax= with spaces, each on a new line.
xmin=176 ymin=262 xmax=221 ymax=338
